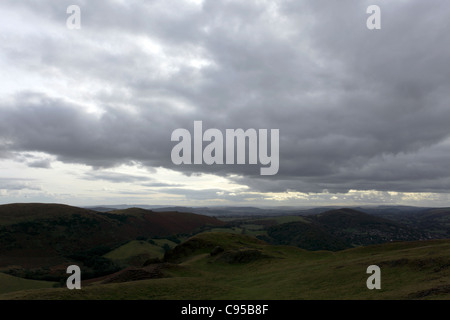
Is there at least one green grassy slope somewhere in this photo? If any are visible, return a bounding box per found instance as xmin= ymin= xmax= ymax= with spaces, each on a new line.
xmin=2 ymin=232 xmax=449 ymax=300
xmin=102 ymin=239 xmax=178 ymax=266
xmin=104 ymin=240 xmax=165 ymax=261
xmin=0 ymin=272 xmax=56 ymax=295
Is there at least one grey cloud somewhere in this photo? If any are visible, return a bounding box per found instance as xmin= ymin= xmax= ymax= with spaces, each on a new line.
xmin=157 ymin=187 xmax=251 ymax=202
xmin=27 ymin=159 xmax=52 ymax=169
xmin=0 ymin=178 xmax=41 ymax=191
xmin=0 ymin=92 xmax=174 ymax=168
xmin=82 ymin=171 xmax=151 ymax=183
xmin=12 ymin=152 xmax=53 ymax=169
xmin=1 ymin=0 xmax=450 ymax=196
xmin=142 ymin=182 xmax=182 ymax=188
xmin=81 ymin=169 xmax=179 ymax=187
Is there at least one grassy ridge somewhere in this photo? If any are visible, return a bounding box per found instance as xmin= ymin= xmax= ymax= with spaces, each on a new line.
xmin=2 ymin=233 xmax=449 ymax=300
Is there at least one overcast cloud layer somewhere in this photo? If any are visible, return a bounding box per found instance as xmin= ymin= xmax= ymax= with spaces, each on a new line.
xmin=1 ymin=0 xmax=450 ymax=206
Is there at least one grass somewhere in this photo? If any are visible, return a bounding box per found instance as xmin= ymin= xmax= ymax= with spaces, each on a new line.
xmin=104 ymin=240 xmax=165 ymax=261
xmin=151 ymin=239 xmax=177 ymax=248
xmin=209 ymin=227 xmax=244 ymax=234
xmin=103 ymin=239 xmax=179 ymax=266
xmin=1 ymin=233 xmax=449 ymax=300
xmin=0 ymin=272 xmax=56 ymax=295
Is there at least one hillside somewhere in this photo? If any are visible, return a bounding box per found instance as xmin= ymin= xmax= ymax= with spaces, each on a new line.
xmin=415 ymin=208 xmax=450 ymax=238
xmin=0 ymin=203 xmax=101 ymax=225
xmin=265 ymin=220 xmax=348 ymax=251
xmin=1 ymin=232 xmax=449 ymax=300
xmin=372 ymin=207 xmax=450 ymax=239
xmin=1 ymin=204 xmax=449 ymax=300
xmin=105 ymin=207 xmax=224 ymax=235
xmin=262 ymin=208 xmax=429 ymax=250
xmin=0 ymin=203 xmax=224 ymax=276
xmin=0 ymin=272 xmax=56 ymax=295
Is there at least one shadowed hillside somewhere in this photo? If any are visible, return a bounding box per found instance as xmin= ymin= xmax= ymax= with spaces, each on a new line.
xmin=1 ymin=204 xmax=449 ymax=300
xmin=263 ymin=208 xmax=429 ymax=250
xmin=0 ymin=203 xmax=224 ymax=273
xmin=371 ymin=207 xmax=450 ymax=239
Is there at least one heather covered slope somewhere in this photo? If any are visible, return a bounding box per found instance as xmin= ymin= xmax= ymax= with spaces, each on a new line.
xmin=0 ymin=203 xmax=224 ymax=270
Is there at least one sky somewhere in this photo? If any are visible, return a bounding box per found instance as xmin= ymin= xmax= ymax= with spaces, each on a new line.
xmin=1 ymin=0 xmax=450 ymax=207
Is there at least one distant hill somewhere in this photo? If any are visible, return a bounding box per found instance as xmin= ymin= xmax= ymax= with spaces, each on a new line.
xmin=265 ymin=220 xmax=348 ymax=251
xmin=414 ymin=208 xmax=450 ymax=238
xmin=105 ymin=207 xmax=225 ymax=237
xmin=83 ymin=204 xmax=450 ymax=222
xmin=369 ymin=207 xmax=450 ymax=238
xmin=0 ymin=203 xmax=224 ymax=270
xmin=0 ymin=203 xmax=101 ymax=225
xmin=84 ymin=206 xmax=118 ymax=212
xmin=264 ymin=208 xmax=430 ymax=251
xmin=152 ymin=206 xmax=281 ymax=216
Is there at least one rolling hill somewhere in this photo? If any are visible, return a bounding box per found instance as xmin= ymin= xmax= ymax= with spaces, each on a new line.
xmin=265 ymin=220 xmax=348 ymax=251
xmin=263 ymin=208 xmax=429 ymax=250
xmin=371 ymin=207 xmax=450 ymax=239
xmin=1 ymin=204 xmax=449 ymax=300
xmin=1 ymin=232 xmax=449 ymax=300
xmin=0 ymin=203 xmax=224 ymax=273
